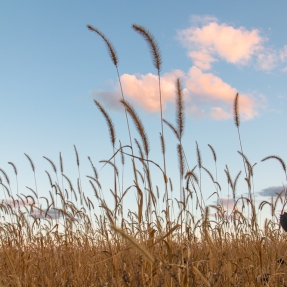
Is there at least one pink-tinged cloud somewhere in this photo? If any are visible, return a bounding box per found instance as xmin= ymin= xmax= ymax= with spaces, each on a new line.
xmin=92 ymin=66 xmax=263 ymax=121
xmin=185 ymin=66 xmax=260 ymax=120
xmin=219 ymin=198 xmax=237 ymax=211
xmin=188 ymin=51 xmax=217 ymax=70
xmin=121 ymin=66 xmax=258 ymax=120
xmin=209 ymin=198 xmax=244 ymax=218
xmin=177 ymin=17 xmax=264 ymax=70
xmin=187 ymin=105 xmax=207 ymax=118
xmin=2 ymin=198 xmax=32 ymax=208
xmin=210 ymin=108 xmax=231 ymax=120
xmin=121 ymin=70 xmax=185 ymax=112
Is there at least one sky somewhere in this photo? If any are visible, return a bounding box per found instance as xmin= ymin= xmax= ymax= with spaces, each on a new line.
xmin=1 ymin=1 xmax=287 ymax=221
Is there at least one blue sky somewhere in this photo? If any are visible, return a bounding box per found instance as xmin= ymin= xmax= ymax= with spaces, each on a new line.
xmin=1 ymin=1 xmax=287 ymax=219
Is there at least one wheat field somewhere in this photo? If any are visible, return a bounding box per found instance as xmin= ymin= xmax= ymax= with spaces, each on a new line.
xmin=0 ymin=24 xmax=287 ymax=287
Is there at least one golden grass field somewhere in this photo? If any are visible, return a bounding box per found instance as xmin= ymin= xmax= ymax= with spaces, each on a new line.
xmin=1 ymin=24 xmax=287 ymax=286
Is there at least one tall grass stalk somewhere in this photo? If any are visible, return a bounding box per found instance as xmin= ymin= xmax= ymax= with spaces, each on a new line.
xmin=132 ymin=24 xmax=169 ymax=224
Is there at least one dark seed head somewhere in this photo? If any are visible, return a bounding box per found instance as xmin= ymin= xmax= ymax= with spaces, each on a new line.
xmin=280 ymin=212 xmax=287 ymax=232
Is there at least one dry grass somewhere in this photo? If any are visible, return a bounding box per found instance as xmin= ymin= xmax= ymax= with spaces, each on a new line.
xmin=1 ymin=25 xmax=287 ymax=287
